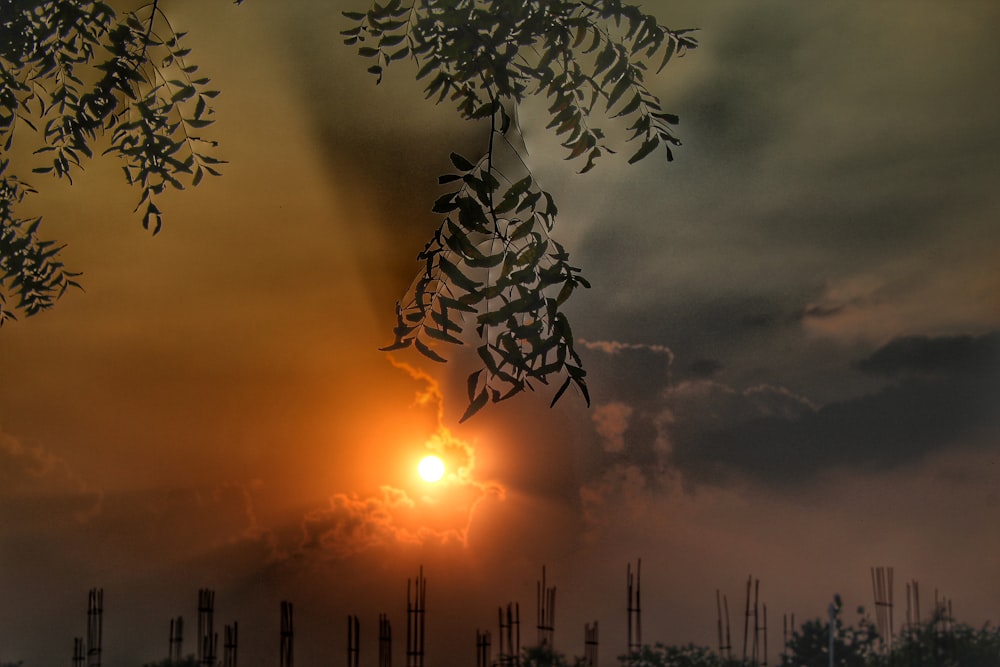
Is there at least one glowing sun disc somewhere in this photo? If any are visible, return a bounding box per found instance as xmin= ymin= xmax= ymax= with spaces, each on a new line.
xmin=418 ymin=455 xmax=445 ymax=483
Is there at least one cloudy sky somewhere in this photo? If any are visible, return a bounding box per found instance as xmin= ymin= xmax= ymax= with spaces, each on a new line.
xmin=2 ymin=1 xmax=998 ymax=666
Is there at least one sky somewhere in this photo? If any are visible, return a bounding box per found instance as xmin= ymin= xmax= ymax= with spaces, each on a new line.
xmin=1 ymin=1 xmax=999 ymax=666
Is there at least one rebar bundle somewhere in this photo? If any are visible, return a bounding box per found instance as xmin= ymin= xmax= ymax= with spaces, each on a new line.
xmin=280 ymin=601 xmax=294 ymax=667
xmin=348 ymin=615 xmax=360 ymax=667
xmin=626 ymin=560 xmax=641 ymax=663
xmin=536 ymin=566 xmax=556 ymax=648
xmin=871 ymin=566 xmax=895 ymax=656
xmin=476 ymin=629 xmax=491 ymax=667
xmin=223 ymin=622 xmax=238 ymax=667
xmin=498 ymin=602 xmax=520 ymax=667
xmin=87 ymin=589 xmax=103 ymax=667
xmin=379 ymin=613 xmax=392 ymax=667
xmin=406 ymin=567 xmax=426 ymax=667
xmin=197 ymin=589 xmax=216 ymax=667
xmin=584 ymin=621 xmax=598 ymax=667
xmin=169 ymin=616 xmax=184 ymax=664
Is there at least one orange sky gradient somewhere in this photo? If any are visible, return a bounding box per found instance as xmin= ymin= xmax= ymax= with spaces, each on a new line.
xmin=2 ymin=2 xmax=999 ymax=667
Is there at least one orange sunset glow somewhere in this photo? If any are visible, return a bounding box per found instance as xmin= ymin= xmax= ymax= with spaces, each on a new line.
xmin=1 ymin=2 xmax=999 ymax=667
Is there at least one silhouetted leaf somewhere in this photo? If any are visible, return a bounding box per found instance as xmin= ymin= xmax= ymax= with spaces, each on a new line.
xmin=628 ymin=135 xmax=659 ymax=163
xmin=414 ymin=337 xmax=447 ymax=363
xmin=459 ymin=387 xmax=489 ymax=422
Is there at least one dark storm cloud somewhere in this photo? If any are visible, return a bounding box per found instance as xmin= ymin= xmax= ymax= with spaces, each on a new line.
xmin=685 ymin=358 xmax=723 ymax=379
xmin=665 ymin=333 xmax=1000 ymax=488
xmin=856 ymin=332 xmax=1000 ymax=377
xmin=573 ymin=341 xmax=677 ymax=487
xmin=570 ymin=1 xmax=1000 ymax=388
xmin=579 ymin=339 xmax=675 ymax=402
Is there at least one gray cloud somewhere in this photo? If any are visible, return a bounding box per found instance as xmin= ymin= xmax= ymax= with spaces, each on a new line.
xmin=665 ymin=333 xmax=1000 ymax=488
xmin=856 ymin=332 xmax=1000 ymax=377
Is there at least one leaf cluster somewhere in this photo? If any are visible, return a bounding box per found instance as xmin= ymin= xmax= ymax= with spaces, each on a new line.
xmin=621 ymin=642 xmax=728 ymax=667
xmin=0 ymin=0 xmax=232 ymax=323
xmin=0 ymin=159 xmax=80 ymax=323
xmin=346 ymin=0 xmax=696 ymax=418
xmin=383 ymin=131 xmax=591 ymax=420
xmin=345 ymin=0 xmax=696 ymax=170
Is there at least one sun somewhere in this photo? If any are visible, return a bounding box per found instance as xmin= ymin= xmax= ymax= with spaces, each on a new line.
xmin=417 ymin=455 xmax=445 ymax=483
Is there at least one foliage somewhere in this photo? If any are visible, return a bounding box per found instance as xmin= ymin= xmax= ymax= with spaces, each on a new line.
xmin=521 ymin=642 xmax=586 ymax=667
xmin=0 ymin=0 xmax=238 ymax=324
xmin=621 ymin=642 xmax=728 ymax=667
xmin=1 ymin=0 xmax=696 ymax=421
xmin=141 ymin=657 xmax=198 ymax=667
xmin=881 ymin=612 xmax=1000 ymax=667
xmin=780 ymin=596 xmax=879 ymax=667
xmin=777 ymin=597 xmax=1000 ymax=667
xmin=344 ymin=0 xmax=697 ymax=419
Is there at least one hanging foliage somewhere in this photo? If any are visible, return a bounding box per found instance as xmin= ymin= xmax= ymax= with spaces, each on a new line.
xmin=344 ymin=0 xmax=697 ymax=419
xmin=0 ymin=0 xmax=238 ymax=323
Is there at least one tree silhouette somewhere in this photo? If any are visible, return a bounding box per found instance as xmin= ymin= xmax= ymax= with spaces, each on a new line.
xmin=1 ymin=0 xmax=696 ymax=418
xmin=0 ymin=0 xmax=242 ymax=323
xmin=781 ymin=596 xmax=879 ymax=667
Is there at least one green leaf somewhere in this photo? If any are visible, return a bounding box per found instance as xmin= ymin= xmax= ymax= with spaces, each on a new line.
xmin=438 ymin=256 xmax=481 ymax=292
xmin=424 ymin=325 xmax=462 ymax=345
xmin=380 ymin=34 xmax=406 ymax=47
xmin=613 ymin=93 xmax=642 ymax=118
xmin=459 ymin=387 xmax=489 ymax=423
xmin=450 ymin=152 xmax=475 ymax=172
xmin=656 ymin=36 xmax=677 ymax=74
xmin=380 ymin=338 xmax=413 ymax=352
xmin=550 ymin=376 xmax=572 ymax=407
xmin=414 ymin=336 xmax=447 ymax=362
xmin=432 ymin=193 xmax=457 ymax=213
xmin=467 ymin=369 xmax=483 ymax=401
xmin=628 ymin=135 xmax=659 ymax=164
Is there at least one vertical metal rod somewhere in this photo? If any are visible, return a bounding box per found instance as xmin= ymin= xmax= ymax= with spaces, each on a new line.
xmin=716 ymin=590 xmax=724 ymax=658
xmin=584 ymin=621 xmax=599 ymax=667
xmin=742 ymin=575 xmax=751 ymax=665
xmin=725 ymin=595 xmax=732 ymax=662
xmin=752 ymin=579 xmax=760 ymax=666
xmin=87 ymin=588 xmax=103 ymax=667
xmin=762 ymin=603 xmax=768 ymax=667
xmin=280 ymin=600 xmax=294 ymax=667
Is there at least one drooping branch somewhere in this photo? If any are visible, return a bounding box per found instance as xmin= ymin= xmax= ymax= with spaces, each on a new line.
xmin=351 ymin=0 xmax=695 ymax=418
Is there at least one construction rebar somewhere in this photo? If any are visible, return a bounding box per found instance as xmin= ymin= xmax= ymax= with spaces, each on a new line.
xmin=379 ymin=613 xmax=392 ymax=667
xmin=348 ymin=615 xmax=360 ymax=667
xmin=406 ymin=566 xmax=427 ymax=667
xmin=761 ymin=603 xmax=768 ymax=667
xmin=536 ymin=566 xmax=556 ymax=648
xmin=197 ymin=589 xmax=216 ymax=667
xmin=626 ymin=560 xmax=641 ymax=663
xmin=476 ymin=629 xmax=491 ymax=667
xmin=86 ymin=588 xmax=103 ymax=667
xmin=584 ymin=621 xmax=599 ymax=667
xmin=169 ymin=616 xmax=184 ymax=664
xmin=871 ymin=566 xmax=894 ymax=656
xmin=751 ymin=579 xmax=760 ymax=666
xmin=280 ymin=600 xmax=294 ymax=667
xmin=223 ymin=622 xmax=238 ymax=667
xmin=741 ymin=576 xmax=752 ymax=665
xmin=498 ymin=602 xmax=520 ymax=667
xmin=73 ymin=636 xmax=85 ymax=667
